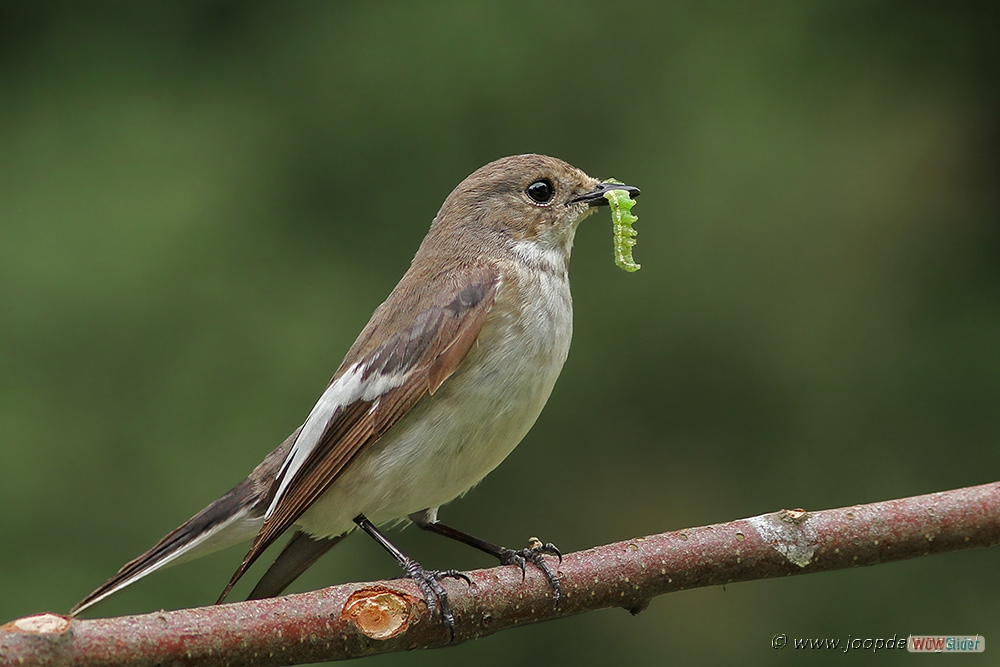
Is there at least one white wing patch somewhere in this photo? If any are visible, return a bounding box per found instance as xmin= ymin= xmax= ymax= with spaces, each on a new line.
xmin=265 ymin=361 xmax=407 ymax=519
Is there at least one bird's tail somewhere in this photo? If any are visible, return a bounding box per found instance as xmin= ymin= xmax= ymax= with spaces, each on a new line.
xmin=71 ymin=474 xmax=267 ymax=615
xmin=72 ymin=430 xmax=302 ymax=616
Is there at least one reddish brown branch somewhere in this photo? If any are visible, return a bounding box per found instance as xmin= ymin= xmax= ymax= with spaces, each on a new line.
xmin=3 ymin=481 xmax=998 ymax=666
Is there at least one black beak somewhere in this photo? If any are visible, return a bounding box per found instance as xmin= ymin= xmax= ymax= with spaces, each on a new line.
xmin=570 ymin=181 xmax=641 ymax=206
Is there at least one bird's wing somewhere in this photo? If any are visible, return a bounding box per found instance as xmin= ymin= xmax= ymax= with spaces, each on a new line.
xmin=218 ymin=265 xmax=500 ymax=601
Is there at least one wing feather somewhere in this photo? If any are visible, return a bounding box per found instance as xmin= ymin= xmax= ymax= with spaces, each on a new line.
xmin=217 ymin=267 xmax=499 ymax=602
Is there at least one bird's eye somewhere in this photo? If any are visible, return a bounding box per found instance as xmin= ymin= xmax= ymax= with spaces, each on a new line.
xmin=525 ymin=179 xmax=555 ymax=204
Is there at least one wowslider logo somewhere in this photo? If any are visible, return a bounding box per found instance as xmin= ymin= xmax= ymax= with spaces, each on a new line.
xmin=908 ymin=636 xmax=984 ymax=653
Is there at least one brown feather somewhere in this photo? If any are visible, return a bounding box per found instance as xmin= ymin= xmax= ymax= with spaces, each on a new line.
xmin=217 ymin=268 xmax=499 ymax=602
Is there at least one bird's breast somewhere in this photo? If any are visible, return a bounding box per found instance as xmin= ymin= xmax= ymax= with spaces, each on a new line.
xmin=296 ymin=261 xmax=573 ymax=536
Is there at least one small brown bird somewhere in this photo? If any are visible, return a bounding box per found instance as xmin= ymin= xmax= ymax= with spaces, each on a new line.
xmin=72 ymin=154 xmax=639 ymax=632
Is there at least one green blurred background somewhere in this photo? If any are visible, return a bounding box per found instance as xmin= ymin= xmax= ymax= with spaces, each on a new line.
xmin=2 ymin=2 xmax=997 ymax=664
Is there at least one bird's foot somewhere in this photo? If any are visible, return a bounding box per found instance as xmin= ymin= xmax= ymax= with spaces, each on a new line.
xmin=498 ymin=536 xmax=562 ymax=603
xmin=399 ymin=558 xmax=471 ymax=638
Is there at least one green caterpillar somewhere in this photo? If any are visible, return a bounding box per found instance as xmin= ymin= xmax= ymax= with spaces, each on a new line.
xmin=603 ymin=180 xmax=640 ymax=272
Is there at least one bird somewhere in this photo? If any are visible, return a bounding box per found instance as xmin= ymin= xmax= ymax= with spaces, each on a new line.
xmin=71 ymin=154 xmax=640 ymax=632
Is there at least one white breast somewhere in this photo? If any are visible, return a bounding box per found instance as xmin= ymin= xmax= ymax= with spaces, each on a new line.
xmin=295 ymin=258 xmax=573 ymax=538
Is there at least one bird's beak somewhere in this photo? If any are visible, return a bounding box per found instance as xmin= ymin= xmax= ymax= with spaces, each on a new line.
xmin=570 ymin=181 xmax=641 ymax=206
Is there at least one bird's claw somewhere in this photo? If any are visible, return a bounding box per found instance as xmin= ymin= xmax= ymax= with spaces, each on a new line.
xmin=400 ymin=559 xmax=470 ymax=639
xmin=498 ymin=536 xmax=562 ymax=603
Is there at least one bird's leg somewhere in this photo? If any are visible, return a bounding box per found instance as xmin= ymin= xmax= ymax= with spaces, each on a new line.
xmin=409 ymin=512 xmax=562 ymax=603
xmin=353 ymin=514 xmax=470 ymax=639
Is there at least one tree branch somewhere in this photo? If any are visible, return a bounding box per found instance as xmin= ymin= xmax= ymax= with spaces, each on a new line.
xmin=4 ymin=481 xmax=998 ymax=666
